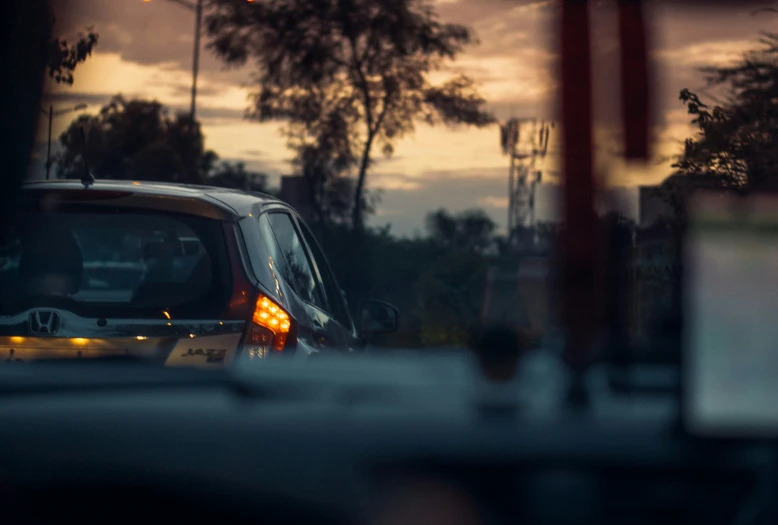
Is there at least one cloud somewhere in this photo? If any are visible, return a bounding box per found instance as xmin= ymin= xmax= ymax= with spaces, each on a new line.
xmin=53 ymin=0 xmax=251 ymax=81
xmin=201 ymin=120 xmax=291 ymax=174
xmin=437 ymin=0 xmax=553 ymax=31
xmin=368 ymin=174 xmax=515 ymax=236
xmin=437 ymin=0 xmax=555 ymax=60
xmin=241 ymin=149 xmax=265 ymax=158
xmin=54 ymin=0 xmax=552 ymax=112
xmin=41 ymin=0 xmax=773 ymax=238
xmin=478 ymin=196 xmax=509 ymax=209
xmin=368 ymin=171 xmax=572 ymax=236
xmin=656 ymin=39 xmax=755 ymax=68
xmin=41 ymin=47 xmax=260 ymax=133
xmin=649 ymin=1 xmax=776 ymax=51
xmin=47 ymin=52 xmax=189 ymax=102
xmin=435 ymin=52 xmax=555 ymax=107
xmin=371 ymin=172 xmax=425 ymax=190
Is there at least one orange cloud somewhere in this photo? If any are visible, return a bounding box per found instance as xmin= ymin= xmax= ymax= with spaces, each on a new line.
xmin=478 ymin=196 xmax=510 ymax=209
xmin=656 ymin=39 xmax=755 ymax=68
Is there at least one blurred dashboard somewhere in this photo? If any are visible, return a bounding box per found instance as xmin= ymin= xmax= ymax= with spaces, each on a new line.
xmin=0 ymin=358 xmax=771 ymax=525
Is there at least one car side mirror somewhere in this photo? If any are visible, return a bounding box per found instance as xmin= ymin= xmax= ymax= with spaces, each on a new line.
xmin=358 ymin=300 xmax=399 ymax=335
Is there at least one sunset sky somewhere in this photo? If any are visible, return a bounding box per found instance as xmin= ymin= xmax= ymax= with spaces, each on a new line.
xmin=35 ymin=0 xmax=776 ymax=235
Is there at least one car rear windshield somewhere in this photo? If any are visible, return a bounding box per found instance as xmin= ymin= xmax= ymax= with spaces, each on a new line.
xmin=0 ymin=208 xmax=232 ymax=319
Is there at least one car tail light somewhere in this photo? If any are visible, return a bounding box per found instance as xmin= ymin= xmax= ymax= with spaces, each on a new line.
xmin=240 ymin=292 xmax=295 ymax=360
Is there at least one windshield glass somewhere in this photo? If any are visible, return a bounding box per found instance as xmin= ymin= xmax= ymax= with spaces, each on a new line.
xmin=4 ymin=2 xmax=778 ymax=523
xmin=0 ymin=209 xmax=230 ymax=319
xmin=3 ymin=0 xmax=767 ymax=405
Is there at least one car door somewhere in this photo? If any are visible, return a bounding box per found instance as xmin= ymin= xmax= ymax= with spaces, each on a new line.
xmin=264 ymin=211 xmax=348 ymax=354
xmin=293 ymin=216 xmax=359 ymax=350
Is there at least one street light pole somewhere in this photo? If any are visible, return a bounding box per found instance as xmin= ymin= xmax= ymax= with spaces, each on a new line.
xmin=46 ymin=105 xmax=53 ymax=180
xmin=146 ymin=0 xmax=203 ymax=127
xmin=190 ymin=0 xmax=203 ymax=125
xmin=42 ymin=103 xmax=88 ymax=180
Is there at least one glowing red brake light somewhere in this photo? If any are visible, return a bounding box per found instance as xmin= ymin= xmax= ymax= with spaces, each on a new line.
xmin=240 ymin=293 xmax=295 ymax=360
xmin=252 ymin=293 xmax=292 ymax=351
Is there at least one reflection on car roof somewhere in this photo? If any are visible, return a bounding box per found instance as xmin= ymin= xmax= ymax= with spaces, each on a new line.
xmin=22 ymin=179 xmax=283 ymax=218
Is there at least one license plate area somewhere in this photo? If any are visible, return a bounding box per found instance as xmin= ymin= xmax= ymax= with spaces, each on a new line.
xmin=0 ymin=346 xmax=133 ymax=362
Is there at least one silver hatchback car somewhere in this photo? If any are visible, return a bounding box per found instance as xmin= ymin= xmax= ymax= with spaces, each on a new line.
xmin=0 ymin=180 xmax=399 ymax=366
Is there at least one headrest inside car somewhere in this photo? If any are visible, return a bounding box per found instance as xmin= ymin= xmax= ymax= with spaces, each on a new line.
xmin=18 ymin=229 xmax=83 ymax=295
xmin=143 ymin=241 xmax=177 ymax=260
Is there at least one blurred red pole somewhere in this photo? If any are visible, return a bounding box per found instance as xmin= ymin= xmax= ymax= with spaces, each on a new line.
xmin=618 ymin=0 xmax=651 ymax=160
xmin=558 ymin=0 xmax=652 ymax=386
xmin=0 ymin=0 xmax=50 ymax=236
xmin=559 ymin=0 xmax=601 ymax=379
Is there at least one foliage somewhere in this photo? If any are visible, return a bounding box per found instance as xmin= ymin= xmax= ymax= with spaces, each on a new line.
xmin=53 ymin=95 xmax=268 ymax=190
xmin=48 ymin=16 xmax=98 ymax=85
xmin=413 ymin=248 xmax=487 ymax=347
xmin=295 ymin=143 xmax=380 ymax=225
xmin=425 ymin=208 xmax=496 ymax=253
xmin=205 ymin=0 xmax=495 ymax=230
xmin=673 ymin=33 xmax=778 ymax=195
xmin=54 ymin=95 xmax=209 ymax=182
xmin=534 ymin=220 xmax=561 ymax=247
xmin=209 ymin=161 xmax=269 ymax=193
xmin=312 ymin=208 xmax=506 ymax=348
xmin=309 ymin=221 xmax=431 ymax=346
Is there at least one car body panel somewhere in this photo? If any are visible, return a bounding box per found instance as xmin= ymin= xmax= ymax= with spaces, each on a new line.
xmin=0 ymin=305 xmax=247 ymax=366
xmin=0 ymin=179 xmax=360 ymax=366
xmin=252 ymin=213 xmax=339 ymax=356
xmin=0 ymin=333 xmax=242 ymax=367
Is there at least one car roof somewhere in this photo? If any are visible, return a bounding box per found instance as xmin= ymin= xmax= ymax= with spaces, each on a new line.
xmin=22 ymin=179 xmax=284 ymax=219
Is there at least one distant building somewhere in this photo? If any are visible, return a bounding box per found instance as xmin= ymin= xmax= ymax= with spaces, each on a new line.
xmin=630 ymin=173 xmax=729 ymax=345
xmin=481 ymin=252 xmax=554 ymax=345
xmin=630 ymin=219 xmax=675 ymax=344
xmin=630 ymin=182 xmax=675 ymax=344
xmin=279 ymin=175 xmax=315 ymax=223
xmin=638 ymin=185 xmax=673 ymax=227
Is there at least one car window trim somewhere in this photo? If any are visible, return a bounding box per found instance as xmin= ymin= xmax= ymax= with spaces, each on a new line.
xmin=259 ymin=209 xmax=354 ymax=333
xmin=263 ymin=210 xmax=330 ymax=312
xmin=290 ymin=215 xmax=355 ymax=333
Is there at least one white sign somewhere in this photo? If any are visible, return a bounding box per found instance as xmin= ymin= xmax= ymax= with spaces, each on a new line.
xmin=685 ymin=193 xmax=778 ymax=437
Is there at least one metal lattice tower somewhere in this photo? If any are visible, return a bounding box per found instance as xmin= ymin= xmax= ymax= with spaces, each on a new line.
xmin=499 ymin=118 xmax=552 ymax=245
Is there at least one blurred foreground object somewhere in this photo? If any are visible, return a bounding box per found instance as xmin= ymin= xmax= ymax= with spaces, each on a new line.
xmin=685 ymin=192 xmax=778 ymax=438
xmin=371 ymin=477 xmax=482 ymax=525
xmin=557 ymin=0 xmax=653 ymax=405
xmin=618 ymin=0 xmax=651 ymax=161
xmin=473 ymin=324 xmax=528 ymax=384
xmin=558 ymin=0 xmax=601 ymax=404
xmin=0 ymin=0 xmax=50 ymax=241
xmin=204 ymin=0 xmax=495 ymax=231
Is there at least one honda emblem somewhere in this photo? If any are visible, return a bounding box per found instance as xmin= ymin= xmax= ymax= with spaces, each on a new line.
xmin=28 ymin=311 xmax=61 ymax=335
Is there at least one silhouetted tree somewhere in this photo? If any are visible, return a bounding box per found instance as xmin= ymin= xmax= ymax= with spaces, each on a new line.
xmin=54 ymin=95 xmax=213 ymax=182
xmin=411 ymin=207 xmax=496 ymax=345
xmin=534 ymin=221 xmax=560 ymax=247
xmin=414 ymin=247 xmax=487 ymax=347
xmin=48 ymin=16 xmax=98 ymax=85
xmin=53 ymin=95 xmax=269 ymax=190
xmin=205 ymin=0 xmax=495 ymax=230
xmin=425 ymin=208 xmax=496 ymax=253
xmin=294 ymin=143 xmax=380 ymax=226
xmin=209 ymin=161 xmax=269 ymax=192
xmin=674 ymin=33 xmax=778 ymax=195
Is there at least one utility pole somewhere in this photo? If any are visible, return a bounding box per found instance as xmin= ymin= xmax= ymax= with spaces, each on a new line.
xmin=191 ymin=0 xmax=203 ymax=125
xmin=46 ymin=105 xmax=52 ymax=180
xmin=500 ymin=118 xmax=552 ymax=248
xmin=144 ymin=0 xmax=203 ymax=126
xmin=42 ymin=103 xmax=87 ymax=180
